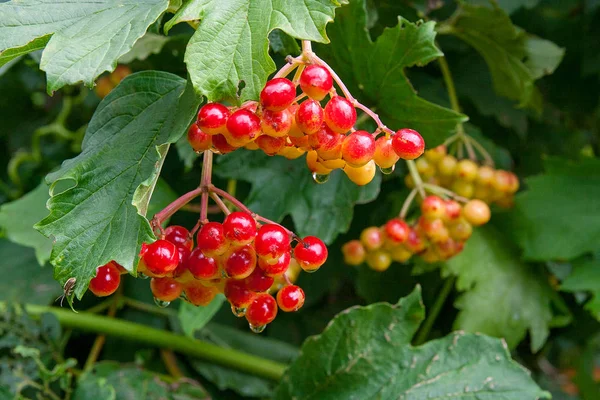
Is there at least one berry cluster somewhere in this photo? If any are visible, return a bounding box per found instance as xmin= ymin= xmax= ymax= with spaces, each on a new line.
xmin=95 ymin=65 xmax=132 ymax=99
xmin=187 ymin=64 xmax=425 ymax=185
xmin=406 ymin=145 xmax=519 ymax=207
xmin=342 ymin=196 xmax=491 ymax=270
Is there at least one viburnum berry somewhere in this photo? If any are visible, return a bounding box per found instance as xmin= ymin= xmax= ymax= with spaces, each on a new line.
xmin=449 ymin=218 xmax=473 ymax=241
xmin=150 ymin=277 xmax=183 ymax=302
xmin=260 ymin=109 xmax=293 ymax=137
xmin=419 ymin=217 xmax=449 ymax=243
xmin=244 ymin=267 xmax=275 ymax=292
xmin=296 ymin=99 xmax=324 ymax=135
xmin=343 ymin=160 xmax=376 ymax=186
xmin=451 ymin=180 xmax=474 ymax=198
xmin=187 ymin=125 xmax=212 ymax=152
xmin=341 ymin=131 xmax=376 ymax=167
xmin=373 ymin=136 xmax=400 ymax=169
xmin=299 ymin=65 xmax=333 ymax=101
xmin=323 ymin=96 xmax=356 ymax=133
xmin=246 ymin=293 xmax=278 ymax=327
xmin=421 ymin=196 xmax=447 ymax=220
xmin=197 ymin=103 xmax=229 ymax=135
xmin=416 ymin=158 xmax=435 ymax=178
xmin=293 ymin=236 xmax=328 ymax=272
xmin=211 ymin=134 xmax=237 ymax=154
xmin=360 ymin=227 xmax=383 ymax=251
xmin=477 ymin=165 xmax=495 ymax=186
xmin=424 ymin=145 xmax=446 ymax=163
xmin=197 ymin=222 xmax=229 ymax=257
xmin=437 ymin=155 xmax=458 ymax=177
xmin=455 ymin=159 xmax=479 ymax=182
xmin=223 ymin=212 xmax=257 ymax=246
xmin=184 ymin=282 xmax=219 ymax=306
xmin=256 ymin=135 xmax=286 ymax=156
xmin=186 ymin=248 xmax=220 ymax=280
xmin=89 ymin=262 xmax=121 ymax=297
xmin=164 ymin=225 xmax=193 ymax=251
xmin=140 ymin=239 xmax=179 ymax=276
xmin=366 ymin=250 xmax=392 ymax=271
xmin=383 ymin=218 xmax=410 ymax=244
xmin=405 ymin=228 xmax=426 ymax=253
xmin=224 ymin=279 xmax=255 ymax=309
xmin=342 ymin=240 xmax=366 ymax=265
xmin=223 ymin=244 xmax=257 ymax=279
xmin=260 ymin=78 xmax=296 ymax=111
xmin=306 ymin=150 xmax=332 ymax=175
xmin=255 ymin=224 xmax=290 ymax=262
xmin=226 ymin=109 xmax=261 ymax=147
xmin=492 ymin=170 xmax=512 ymax=193
xmin=444 ymin=199 xmax=462 ymax=221
xmin=258 ymin=251 xmax=291 ymax=276
xmin=390 ymin=245 xmax=412 ymax=263
xmin=462 ymin=199 xmax=491 ymax=226
xmin=392 ymin=129 xmax=425 ymax=160
xmin=277 ymin=285 xmax=305 ymax=312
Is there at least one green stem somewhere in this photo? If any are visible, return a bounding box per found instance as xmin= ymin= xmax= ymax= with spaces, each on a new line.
xmin=413 ymin=276 xmax=456 ymax=346
xmin=406 ymin=160 xmax=426 ymax=199
xmin=122 ymin=297 xmax=176 ymax=318
xmin=14 ymin=303 xmax=286 ymax=381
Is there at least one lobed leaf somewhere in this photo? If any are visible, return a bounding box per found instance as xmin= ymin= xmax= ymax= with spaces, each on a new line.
xmin=561 ymin=257 xmax=600 ymax=321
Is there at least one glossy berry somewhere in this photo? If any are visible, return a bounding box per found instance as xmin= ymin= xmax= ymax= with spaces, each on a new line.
xmin=150 ymin=277 xmax=182 ymax=302
xmin=172 ymin=245 xmax=191 ymax=278
xmin=226 ymin=109 xmax=261 ymax=147
xmin=184 ymin=283 xmax=219 ymax=306
xmin=293 ymin=236 xmax=328 ymax=272
xmin=258 ymin=251 xmax=291 ymax=277
xmin=306 ymin=150 xmax=332 ymax=175
xmin=212 ymin=134 xmax=237 ymax=154
xmin=405 ymin=228 xmax=426 ymax=253
xmin=164 ymin=225 xmax=193 ymax=251
xmin=444 ymin=200 xmax=462 ymax=222
xmin=256 ymin=135 xmax=285 ymax=156
xmin=343 ymin=160 xmax=376 ymax=186
xmin=244 ymin=267 xmax=275 ymax=292
xmin=384 ymin=218 xmax=410 ymax=244
xmin=373 ymin=136 xmax=400 ymax=169
xmin=224 ymin=279 xmax=255 ymax=308
xmin=224 ymin=244 xmax=257 ymax=279
xmin=342 ymin=131 xmax=376 ymax=167
xmin=255 ymin=224 xmax=290 ymax=262
xmin=360 ymin=227 xmax=384 ymax=251
xmin=462 ymin=199 xmax=491 ymax=226
xmin=223 ymin=212 xmax=257 ymax=246
xmin=260 ymin=78 xmax=296 ymax=111
xmin=366 ymin=250 xmax=392 ymax=272
xmin=141 ymin=240 xmax=179 ymax=276
xmin=421 ymin=196 xmax=447 ymax=220
xmin=324 ymin=96 xmax=356 ymax=133
xmin=186 ymin=248 xmax=220 ymax=280
xmin=246 ymin=293 xmax=278 ymax=327
xmin=309 ymin=126 xmax=343 ymax=160
xmin=89 ymin=262 xmax=121 ymax=297
xmin=277 ymin=285 xmax=305 ymax=312
xmin=197 ymin=222 xmax=229 ymax=257
xmin=295 ymin=99 xmax=324 ymax=135
xmin=391 ymin=129 xmax=425 ymax=160
xmin=299 ymin=65 xmax=333 ymax=100
xmin=197 ymin=103 xmax=229 ymax=135
xmin=260 ymin=109 xmax=293 ymax=137
xmin=187 ymin=125 xmax=212 ymax=152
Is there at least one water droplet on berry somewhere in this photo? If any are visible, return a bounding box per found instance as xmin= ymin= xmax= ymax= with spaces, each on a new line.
xmin=249 ymin=323 xmax=266 ymax=333
xmin=154 ymin=298 xmax=170 ymax=308
xmin=231 ymin=305 xmax=246 ymax=317
xmin=379 ymin=165 xmax=395 ymax=175
xmin=312 ymin=173 xmax=330 ymax=184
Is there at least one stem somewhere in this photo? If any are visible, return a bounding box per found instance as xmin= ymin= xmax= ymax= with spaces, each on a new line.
xmin=273 ymin=56 xmax=302 ymax=79
xmin=413 ymin=277 xmax=456 ymax=346
xmin=301 ymin=40 xmax=312 ymax=54
xmin=406 ymin=160 xmax=426 ymax=199
xmin=400 ymin=189 xmax=418 ymax=219
xmin=160 ymin=349 xmax=184 ymax=379
xmin=209 ymin=192 xmax=232 ymax=215
xmin=255 ymin=215 xmax=296 ymax=239
xmin=308 ymin=52 xmax=354 ymax=101
xmin=122 ymin=297 xmax=176 ymax=318
xmin=209 ymin=186 xmax=253 ymax=214
xmin=84 ymin=288 xmax=120 ymax=371
xmin=12 ymin=303 xmax=286 ymax=381
xmin=152 ymin=187 xmax=203 ymax=230
xmin=466 ymin=136 xmax=495 ymax=166
xmin=422 ymin=183 xmax=469 ymax=203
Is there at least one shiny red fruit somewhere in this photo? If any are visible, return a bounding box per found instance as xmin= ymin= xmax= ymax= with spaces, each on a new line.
xmin=276 ymin=285 xmax=305 ymax=312
xmin=373 ymin=136 xmax=400 ymax=169
xmin=186 ymin=248 xmax=220 ymax=280
xmin=421 ymin=196 xmax=446 ymax=220
xmin=293 ymin=236 xmax=328 ymax=272
xmin=171 ymin=245 xmax=191 ymax=278
xmin=141 ymin=240 xmax=179 ymax=276
xmin=258 ymin=250 xmax=291 ymax=276
xmin=89 ymin=262 xmax=121 ymax=297
xmin=184 ymin=283 xmax=219 ymax=306
xmin=224 ymin=244 xmax=257 ymax=279
xmin=384 ymin=218 xmax=410 ymax=244
xmin=246 ymin=293 xmax=278 ymax=327
xmin=243 ymin=267 xmax=275 ymax=292
xmin=187 ymin=125 xmax=212 ymax=152
xmin=255 ymin=224 xmax=290 ymax=261
xmin=197 ymin=103 xmax=229 ymax=134
xmin=164 ymin=225 xmax=193 ymax=251
xmin=226 ymin=109 xmax=261 ymax=147
xmin=295 ymin=99 xmax=324 ymax=134
xmin=223 ymin=212 xmax=257 ymax=246
xmin=260 ymin=78 xmax=296 ymax=111
xmin=299 ymin=65 xmax=333 ymax=101
xmin=212 ymin=134 xmax=237 ymax=154
xmin=150 ymin=277 xmax=183 ymax=302
xmin=256 ymin=135 xmax=285 ymax=155
xmin=405 ymin=228 xmax=426 ymax=253
xmin=392 ymin=129 xmax=425 ymax=160
xmin=224 ymin=279 xmax=255 ymax=308
xmin=323 ymin=96 xmax=356 ymax=133
xmin=260 ymin=109 xmax=293 ymax=137
xmin=197 ymin=222 xmax=229 ymax=257
xmin=444 ymin=200 xmax=462 ymax=221
xmin=341 ymin=130 xmax=375 ymax=167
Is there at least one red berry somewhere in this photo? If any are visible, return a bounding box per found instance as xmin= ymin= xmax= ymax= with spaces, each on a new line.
xmin=384 ymin=219 xmax=410 ymax=244
xmin=373 ymin=136 xmax=400 ymax=169
xmin=342 ymin=240 xmax=366 ymax=265
xmin=341 ymin=131 xmax=375 ymax=167
xmin=141 ymin=240 xmax=179 ymax=276
xmin=187 ymin=125 xmax=212 ymax=152
xmin=421 ymin=196 xmax=447 ymax=220
xmin=184 ymin=282 xmax=219 ymax=306
xmin=89 ymin=262 xmax=121 ymax=297
xmin=323 ymin=96 xmax=356 ymax=133
xmin=197 ymin=103 xmax=229 ymax=134
xmin=258 ymin=250 xmax=291 ymax=276
xmin=295 ymin=99 xmax=324 ymax=134
xmin=392 ymin=129 xmax=425 ymax=160
xmin=246 ymin=293 xmax=278 ymax=327
xmin=171 ymin=245 xmax=191 ymax=278
xmin=360 ymin=227 xmax=384 ymax=251
xmin=224 ymin=279 xmax=255 ymax=308
xmin=405 ymin=228 xmax=426 ymax=253
xmin=256 ymin=135 xmax=285 ymax=156
xmin=244 ymin=267 xmax=275 ymax=292
xmin=277 ymin=285 xmax=305 ymax=312
xmin=212 ymin=134 xmax=237 ymax=154
xmin=226 ymin=109 xmax=261 ymax=147
xmin=255 ymin=224 xmax=290 ymax=261
xmin=164 ymin=225 xmax=193 ymax=251
xmin=111 ymin=261 xmax=127 ymax=275
xmin=260 ymin=109 xmax=293 ymax=137
xmin=444 ymin=200 xmax=462 ymax=222
xmin=197 ymin=222 xmax=229 ymax=257
xmin=418 ymin=217 xmax=449 ymax=243
xmin=186 ymin=248 xmax=220 ymax=280
xmin=223 ymin=244 xmax=257 ymax=279
xmin=223 ymin=212 xmax=257 ymax=246
xmin=293 ymin=236 xmax=328 ymax=272
xmin=315 ymin=130 xmax=344 ymax=161
xmin=260 ymin=78 xmax=296 ymax=111
xmin=299 ymin=65 xmax=333 ymax=101
xmin=150 ymin=277 xmax=182 ymax=302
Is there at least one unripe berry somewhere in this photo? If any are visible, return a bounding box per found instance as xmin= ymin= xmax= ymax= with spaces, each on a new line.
xmin=95 ymin=76 xmax=113 ymax=99
xmin=164 ymin=225 xmax=193 ymax=251
xmin=223 ymin=244 xmax=257 ymax=279
xmin=296 ymin=99 xmax=324 ymax=134
xmin=258 ymin=251 xmax=291 ymax=276
xmin=392 ymin=129 xmax=424 ymax=160
xmin=225 ymin=279 xmax=255 ymax=309
xmin=197 ymin=103 xmax=229 ymax=134
xmin=449 ymin=218 xmax=473 ymax=241
xmin=246 ymin=293 xmax=278 ymax=327
xmin=462 ymin=199 xmax=491 ymax=226
xmin=419 ymin=217 xmax=449 ymax=243
xmin=437 ymin=155 xmax=458 ymax=177
xmin=226 ymin=109 xmax=261 ymax=147
xmin=278 ymin=144 xmax=306 ymax=160
xmin=223 ymin=212 xmax=257 ymax=246
xmin=476 ymin=166 xmax=495 ymax=186
xmin=294 ymin=236 xmax=328 ymax=272
xmin=150 ymin=277 xmax=182 ymax=302
xmin=277 ymin=285 xmax=305 ymax=312
xmin=373 ymin=136 xmax=400 ymax=169
xmin=260 ymin=78 xmax=296 ymax=111
xmin=244 ymin=267 xmax=275 ymax=292
xmin=343 ymin=160 xmax=376 ymax=186
xmin=444 ymin=200 xmax=462 ymax=222
xmin=341 ymin=131 xmax=375 ymax=167
xmin=256 ymin=135 xmax=285 ymax=155
xmin=306 ymin=151 xmax=333 ymax=175
xmin=342 ymin=240 xmax=366 ymax=265
xmin=186 ymin=248 xmax=220 ymax=280
xmin=424 ymin=145 xmax=447 ymax=163
xmin=187 ymin=125 xmax=212 ymax=152
xmin=323 ymin=96 xmax=356 ymax=133
xmin=289 ymin=134 xmax=310 ymax=149
xmin=255 ymin=224 xmax=290 ymax=262
xmin=405 ymin=228 xmax=426 ymax=253
xmin=415 ymin=158 xmax=435 ymax=178
xmin=184 ymin=282 xmax=219 ymax=306
xmin=383 ymin=218 xmax=410 ymax=244
xmin=492 ymin=170 xmax=513 ymax=193
xmin=320 ymin=158 xmax=346 ymax=170
xmin=197 ymin=222 xmax=229 ymax=257
xmin=451 ymin=180 xmax=475 ymax=198
xmin=299 ymin=65 xmax=333 ymax=101
xmin=455 ymin=160 xmax=479 ymax=182
xmin=421 ymin=196 xmax=447 ymax=220
xmin=140 ymin=240 xmax=179 ymax=276
xmin=366 ymin=250 xmax=392 ymax=271
xmin=360 ymin=227 xmax=384 ymax=251
xmin=390 ymin=246 xmax=412 ymax=263
xmin=260 ymin=109 xmax=293 ymax=137
xmin=109 ymin=65 xmax=132 ymax=86
xmin=89 ymin=262 xmax=121 ymax=297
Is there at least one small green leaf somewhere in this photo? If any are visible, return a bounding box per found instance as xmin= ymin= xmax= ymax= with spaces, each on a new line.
xmin=182 ymin=0 xmax=342 ymax=102
xmin=164 ymin=0 xmax=204 ymax=34
xmin=524 ymin=36 xmax=565 ymax=79
xmin=118 ymin=33 xmax=171 ymax=64
xmin=178 ymin=294 xmax=225 ymax=337
xmin=561 ymin=257 xmax=600 ymax=320
xmin=216 ymin=150 xmax=380 ymax=244
xmin=275 ymin=286 xmax=550 ymax=399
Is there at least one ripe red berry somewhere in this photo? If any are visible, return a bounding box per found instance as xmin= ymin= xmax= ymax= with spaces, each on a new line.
xmin=197 ymin=103 xmax=229 ymax=134
xmin=293 ymin=236 xmax=328 ymax=272
xmin=223 ymin=212 xmax=257 ymax=246
xmin=246 ymin=293 xmax=278 ymax=327
xmin=89 ymin=262 xmax=121 ymax=297
xmin=342 ymin=240 xmax=366 ymax=265
xmin=383 ymin=218 xmax=410 ymax=244
xmin=341 ymin=130 xmax=376 ymax=167
xmin=296 ymin=99 xmax=324 ymax=135
xmin=256 ymin=135 xmax=285 ymax=156
xmin=243 ymin=267 xmax=275 ymax=292
xmin=277 ymin=285 xmax=305 ymax=312
xmin=323 ymin=96 xmax=356 ymax=133
xmin=315 ymin=129 xmax=344 ymax=161
xmin=224 ymin=279 xmax=255 ymax=308
xmin=150 ymin=277 xmax=183 ymax=302
xmin=211 ymin=134 xmax=237 ymax=154
xmin=255 ymin=224 xmax=290 ymax=261
xmin=373 ymin=136 xmax=400 ymax=169
xmin=164 ymin=225 xmax=193 ymax=251
xmin=260 ymin=109 xmax=293 ymax=137
xmin=260 ymin=78 xmax=296 ymax=111
xmin=184 ymin=283 xmax=219 ymax=306
xmin=405 ymin=228 xmax=426 ymax=253
xmin=140 ymin=239 xmax=179 ymax=276
xmin=392 ymin=129 xmax=425 ymax=160
xmin=421 ymin=196 xmax=447 ymax=220
xmin=444 ymin=200 xmax=462 ymax=222
xmin=223 ymin=244 xmax=257 ymax=279
xmin=226 ymin=109 xmax=261 ymax=147
xmin=197 ymin=222 xmax=229 ymax=257
xmin=299 ymin=65 xmax=333 ymax=101
xmin=258 ymin=250 xmax=291 ymax=276
xmin=171 ymin=245 xmax=191 ymax=278
xmin=187 ymin=125 xmax=212 ymax=152
xmin=186 ymin=248 xmax=220 ymax=280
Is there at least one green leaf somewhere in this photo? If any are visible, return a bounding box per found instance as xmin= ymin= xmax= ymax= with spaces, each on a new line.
xmin=0 ymin=182 xmax=53 ymax=265
xmin=511 ymin=157 xmax=600 ymax=261
xmin=464 ymin=0 xmax=541 ymax=14
xmin=164 ymin=0 xmax=204 ymax=34
xmin=183 ymin=0 xmax=342 ymax=102
xmin=178 ymin=294 xmax=225 ymax=337
xmin=561 ymin=258 xmax=600 ymax=321
xmin=118 ymin=33 xmax=171 ymax=64
xmin=216 ymin=150 xmax=380 ymax=243
xmin=275 ymin=286 xmax=550 ymax=399
xmin=524 ymin=36 xmax=565 ymax=80
xmin=0 ymin=35 xmax=50 ymax=68
xmin=0 ymin=0 xmax=169 ymax=93
xmin=34 ymin=71 xmax=199 ymax=299
xmin=314 ymin=0 xmax=466 ymax=146
xmin=443 ymin=226 xmax=563 ymax=352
